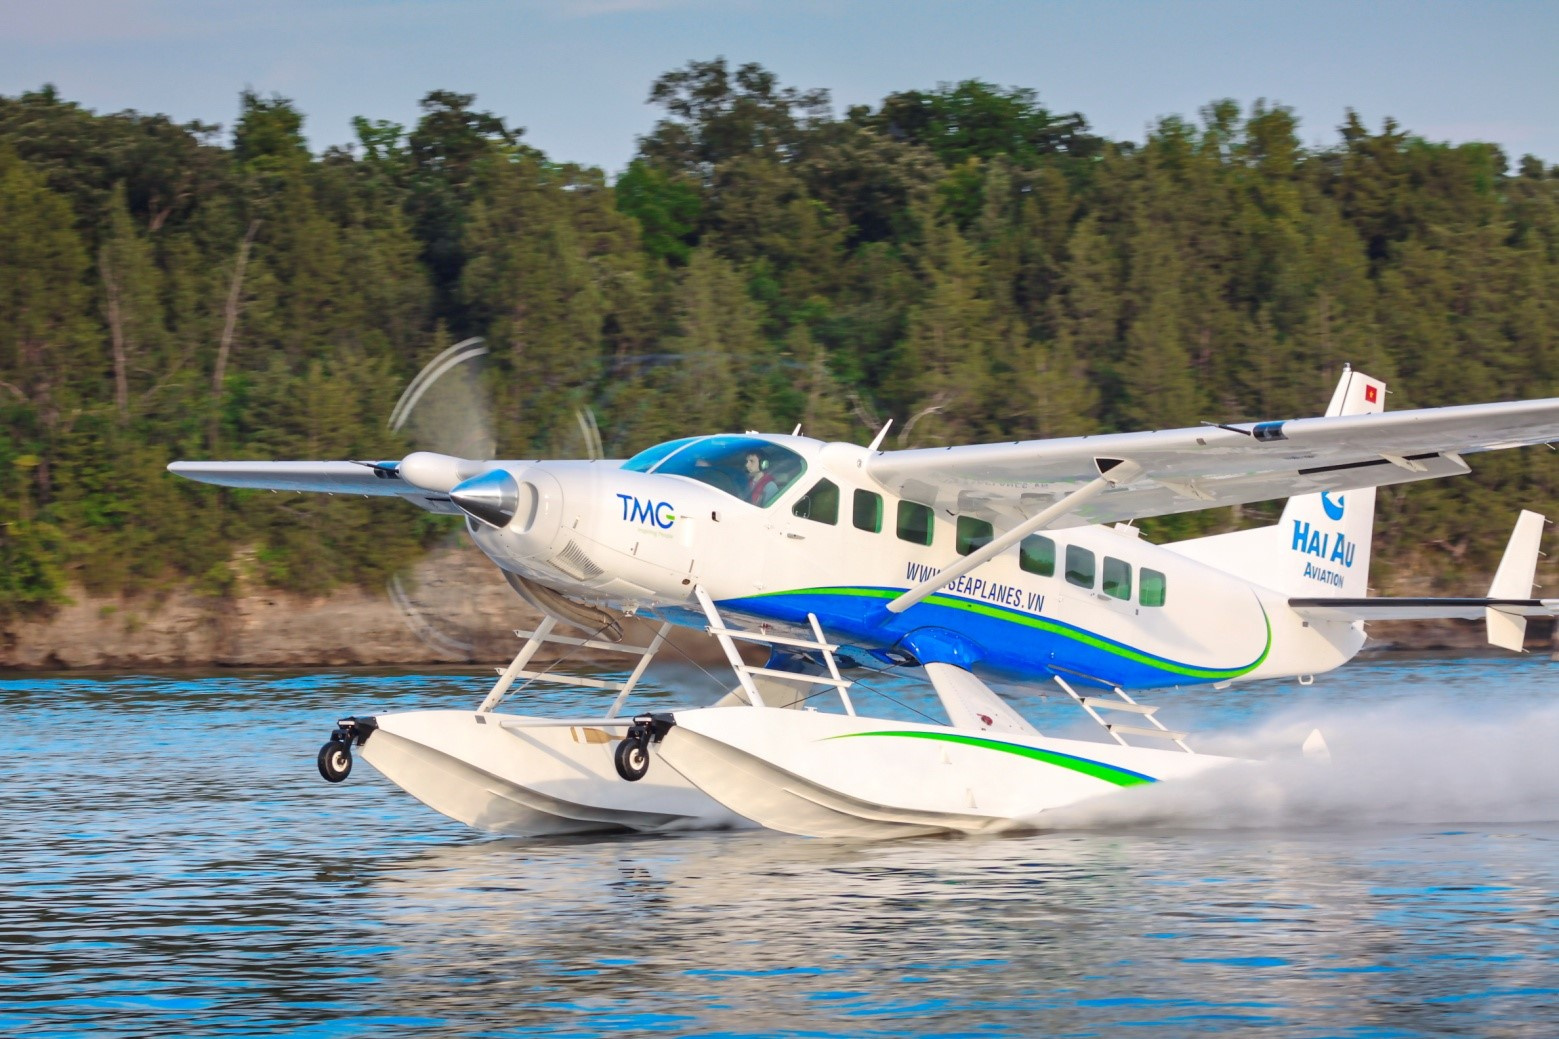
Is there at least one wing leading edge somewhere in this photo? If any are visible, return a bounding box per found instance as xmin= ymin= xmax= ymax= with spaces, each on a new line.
xmin=864 ymin=397 xmax=1559 ymax=526
xmin=166 ymin=460 xmax=463 ymax=514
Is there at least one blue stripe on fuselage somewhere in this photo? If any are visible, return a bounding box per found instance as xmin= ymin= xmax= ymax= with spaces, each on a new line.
xmin=705 ymin=587 xmax=1269 ymax=689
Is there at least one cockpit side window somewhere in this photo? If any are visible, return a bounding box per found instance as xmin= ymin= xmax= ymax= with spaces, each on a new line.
xmin=643 ymin=435 xmax=807 ymax=507
xmin=793 ymin=479 xmax=839 ymax=524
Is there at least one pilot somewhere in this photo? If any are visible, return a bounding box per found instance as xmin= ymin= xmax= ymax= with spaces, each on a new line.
xmin=744 ymin=451 xmax=779 ymax=506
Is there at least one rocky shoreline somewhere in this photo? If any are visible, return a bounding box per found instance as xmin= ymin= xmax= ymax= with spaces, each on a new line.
xmin=1 ymin=546 xmax=1553 ymax=671
xmin=0 ymin=548 xmax=595 ymax=671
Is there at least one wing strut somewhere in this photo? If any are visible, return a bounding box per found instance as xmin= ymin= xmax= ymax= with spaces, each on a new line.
xmin=885 ymin=459 xmax=1144 ymax=614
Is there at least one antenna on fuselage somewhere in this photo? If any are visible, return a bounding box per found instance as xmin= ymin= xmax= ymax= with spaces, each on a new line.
xmin=866 ymin=419 xmax=894 ymax=453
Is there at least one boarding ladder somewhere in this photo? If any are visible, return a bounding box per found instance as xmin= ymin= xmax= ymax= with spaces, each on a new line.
xmin=476 ymin=615 xmax=674 ymax=717
xmin=1051 ymin=674 xmax=1193 ymax=753
xmin=693 ymin=585 xmax=856 ymax=715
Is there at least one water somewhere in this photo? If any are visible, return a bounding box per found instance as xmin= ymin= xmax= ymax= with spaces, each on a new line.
xmin=3 ymin=655 xmax=1558 ymax=1037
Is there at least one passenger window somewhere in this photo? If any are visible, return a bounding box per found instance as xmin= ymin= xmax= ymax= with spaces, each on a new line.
xmin=1065 ymin=545 xmax=1095 ymax=588
xmin=853 ymin=490 xmax=883 ymax=533
xmin=1102 ymin=557 xmax=1132 ymax=600
xmin=956 ymin=516 xmax=993 ymax=556
xmin=792 ymin=479 xmax=839 ymax=525
xmin=896 ymin=501 xmax=933 ymax=546
xmin=1140 ymin=568 xmax=1167 ymax=607
xmin=1020 ymin=534 xmax=1055 ymax=576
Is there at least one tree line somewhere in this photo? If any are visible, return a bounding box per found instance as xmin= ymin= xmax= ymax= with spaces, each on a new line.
xmin=1 ymin=59 xmax=1555 ymax=617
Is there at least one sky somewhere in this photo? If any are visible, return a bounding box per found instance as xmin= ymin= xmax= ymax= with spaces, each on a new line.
xmin=4 ymin=0 xmax=1557 ymax=176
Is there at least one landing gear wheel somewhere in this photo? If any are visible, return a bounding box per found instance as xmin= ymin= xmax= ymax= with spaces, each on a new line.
xmin=614 ymin=735 xmax=650 ymax=781
xmin=318 ymin=740 xmax=353 ymax=783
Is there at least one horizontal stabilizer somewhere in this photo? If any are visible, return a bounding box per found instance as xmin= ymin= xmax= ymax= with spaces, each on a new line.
xmin=1289 ymin=597 xmax=1559 ymax=622
xmin=1292 ymin=510 xmax=1552 ymax=650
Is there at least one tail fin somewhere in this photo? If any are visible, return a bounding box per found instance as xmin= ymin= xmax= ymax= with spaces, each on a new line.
xmin=1485 ymin=509 xmax=1546 ymax=650
xmin=1166 ymin=366 xmax=1386 ymax=597
xmin=1273 ymin=367 xmax=1384 ymax=596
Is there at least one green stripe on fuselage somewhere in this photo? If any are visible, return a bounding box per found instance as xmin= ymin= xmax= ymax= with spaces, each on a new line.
xmin=828 ymin=729 xmax=1155 ymax=786
xmin=748 ymin=586 xmax=1270 ymax=681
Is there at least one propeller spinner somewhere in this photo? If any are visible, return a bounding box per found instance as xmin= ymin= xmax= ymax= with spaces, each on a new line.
xmin=450 ymin=469 xmax=526 ymax=529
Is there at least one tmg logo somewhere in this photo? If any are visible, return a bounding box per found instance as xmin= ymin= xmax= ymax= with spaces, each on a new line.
xmin=617 ymin=494 xmax=676 ymax=529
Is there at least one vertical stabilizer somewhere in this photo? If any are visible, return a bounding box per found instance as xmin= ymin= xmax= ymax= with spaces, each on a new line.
xmin=1166 ymin=366 xmax=1386 ymax=597
xmin=1485 ymin=509 xmax=1546 ymax=651
xmin=1273 ymin=367 xmax=1384 ymax=597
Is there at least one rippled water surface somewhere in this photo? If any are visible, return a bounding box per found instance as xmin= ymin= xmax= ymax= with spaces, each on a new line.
xmin=4 ymin=655 xmax=1559 ymax=1037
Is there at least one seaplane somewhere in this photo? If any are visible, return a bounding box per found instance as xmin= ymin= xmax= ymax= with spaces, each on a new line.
xmin=168 ymin=363 xmax=1559 ymax=838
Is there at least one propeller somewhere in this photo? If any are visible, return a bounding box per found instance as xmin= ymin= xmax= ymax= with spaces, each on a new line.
xmin=384 ymin=338 xmax=498 ymax=659
xmin=387 ymin=337 xmax=494 ymax=458
xmin=385 ymin=339 xmax=624 ymax=653
xmin=575 ymin=406 xmax=604 ymax=461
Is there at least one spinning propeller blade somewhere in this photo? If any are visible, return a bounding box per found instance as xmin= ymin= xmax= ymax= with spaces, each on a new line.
xmin=387 ymin=337 xmax=494 ymax=459
xmin=382 ymin=338 xmax=497 ymax=657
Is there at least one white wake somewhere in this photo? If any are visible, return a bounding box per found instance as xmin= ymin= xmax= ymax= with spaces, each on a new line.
xmin=1035 ymin=697 xmax=1559 ymax=831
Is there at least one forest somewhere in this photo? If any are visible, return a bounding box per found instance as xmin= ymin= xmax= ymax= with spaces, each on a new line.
xmin=1 ymin=59 xmax=1556 ymax=619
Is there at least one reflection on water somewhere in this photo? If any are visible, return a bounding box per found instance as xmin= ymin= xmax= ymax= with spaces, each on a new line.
xmin=3 ymin=657 xmax=1557 ymax=1037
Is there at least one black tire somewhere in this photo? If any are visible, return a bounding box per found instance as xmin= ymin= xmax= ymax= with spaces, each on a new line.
xmin=318 ymin=740 xmax=353 ymax=783
xmin=614 ymin=735 xmax=650 ymax=782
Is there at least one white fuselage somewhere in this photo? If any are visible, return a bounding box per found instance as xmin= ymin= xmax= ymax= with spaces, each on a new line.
xmin=461 ymin=436 xmax=1363 ymax=693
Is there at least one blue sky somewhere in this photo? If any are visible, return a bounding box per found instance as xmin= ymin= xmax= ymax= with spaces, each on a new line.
xmin=4 ymin=0 xmax=1556 ymax=175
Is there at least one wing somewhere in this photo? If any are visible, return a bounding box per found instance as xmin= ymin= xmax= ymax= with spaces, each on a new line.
xmin=864 ymin=397 xmax=1559 ymax=526
xmin=166 ymin=460 xmax=464 ymax=514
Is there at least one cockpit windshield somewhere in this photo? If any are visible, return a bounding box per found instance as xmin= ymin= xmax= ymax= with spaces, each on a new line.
xmin=620 ymin=437 xmax=702 ymax=474
xmin=621 ymin=435 xmax=806 ymax=508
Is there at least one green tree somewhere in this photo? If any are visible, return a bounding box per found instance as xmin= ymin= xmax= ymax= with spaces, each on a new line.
xmin=869 ymin=80 xmax=1103 ymax=169
xmin=606 ymin=248 xmax=771 ymax=449
xmin=786 ymin=322 xmax=854 ymax=442
xmin=405 ymin=90 xmax=528 ymax=326
xmin=0 ymin=77 xmax=1555 ymax=616
xmin=233 ymin=90 xmax=310 ymax=173
xmin=97 ymin=183 xmax=166 ymax=421
xmin=882 ymin=206 xmax=1000 ymax=444
xmin=460 ymin=159 xmax=607 ymax=455
xmin=614 ymin=159 xmax=701 ymax=264
xmin=798 ymin=118 xmax=940 ymax=246
xmin=639 ymin=58 xmax=831 ymax=178
xmin=0 ymin=147 xmax=95 ymax=503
